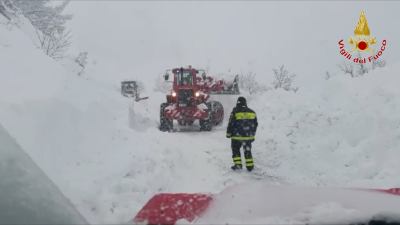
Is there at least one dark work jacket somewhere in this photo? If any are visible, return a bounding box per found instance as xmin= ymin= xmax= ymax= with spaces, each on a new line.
xmin=226 ymin=105 xmax=258 ymax=140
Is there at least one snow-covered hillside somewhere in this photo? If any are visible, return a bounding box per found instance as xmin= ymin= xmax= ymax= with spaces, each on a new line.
xmin=1 ymin=2 xmax=400 ymax=224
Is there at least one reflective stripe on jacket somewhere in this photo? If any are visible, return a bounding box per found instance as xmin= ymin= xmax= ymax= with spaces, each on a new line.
xmin=227 ymin=106 xmax=258 ymax=140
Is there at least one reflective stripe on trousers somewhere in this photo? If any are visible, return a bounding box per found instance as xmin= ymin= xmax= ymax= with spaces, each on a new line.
xmin=233 ymin=156 xmax=242 ymax=165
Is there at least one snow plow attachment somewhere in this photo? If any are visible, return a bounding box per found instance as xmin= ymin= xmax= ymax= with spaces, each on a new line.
xmin=207 ymin=74 xmax=240 ymax=95
xmin=121 ymin=80 xmax=148 ymax=101
xmin=133 ymin=193 xmax=212 ymax=225
xmin=121 ymin=81 xmax=137 ymax=98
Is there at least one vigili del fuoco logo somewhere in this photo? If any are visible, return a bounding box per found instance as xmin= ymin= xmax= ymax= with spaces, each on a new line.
xmin=338 ymin=11 xmax=387 ymax=64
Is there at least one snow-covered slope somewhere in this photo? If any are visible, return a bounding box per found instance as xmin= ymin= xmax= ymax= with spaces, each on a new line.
xmin=0 ymin=23 xmax=65 ymax=103
xmin=2 ymin=3 xmax=400 ymax=224
xmin=249 ymin=65 xmax=400 ymax=188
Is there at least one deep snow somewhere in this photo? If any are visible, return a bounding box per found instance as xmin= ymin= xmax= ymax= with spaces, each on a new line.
xmin=197 ymin=184 xmax=400 ymax=224
xmin=2 ymin=2 xmax=400 ymax=224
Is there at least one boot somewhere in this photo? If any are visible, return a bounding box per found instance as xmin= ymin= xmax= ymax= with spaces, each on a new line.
xmin=231 ymin=164 xmax=242 ymax=170
xmin=232 ymin=156 xmax=242 ymax=171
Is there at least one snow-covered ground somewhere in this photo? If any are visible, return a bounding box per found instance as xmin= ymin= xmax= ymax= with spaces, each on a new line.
xmin=197 ymin=184 xmax=400 ymax=224
xmin=1 ymin=2 xmax=400 ymax=224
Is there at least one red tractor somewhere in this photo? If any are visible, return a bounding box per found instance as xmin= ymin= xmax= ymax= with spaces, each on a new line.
xmin=160 ymin=66 xmax=239 ymax=132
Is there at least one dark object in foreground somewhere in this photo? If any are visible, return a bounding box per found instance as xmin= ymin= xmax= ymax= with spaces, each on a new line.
xmin=0 ymin=124 xmax=87 ymax=224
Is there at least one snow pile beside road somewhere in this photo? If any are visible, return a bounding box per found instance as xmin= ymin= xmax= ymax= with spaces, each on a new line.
xmin=250 ymin=64 xmax=400 ymax=188
xmin=197 ymin=183 xmax=400 ymax=224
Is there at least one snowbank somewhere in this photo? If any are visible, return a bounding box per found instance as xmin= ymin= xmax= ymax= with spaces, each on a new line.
xmin=249 ymin=63 xmax=400 ymax=188
xmin=197 ymin=183 xmax=400 ymax=224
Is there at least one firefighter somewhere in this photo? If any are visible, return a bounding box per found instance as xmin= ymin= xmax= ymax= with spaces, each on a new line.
xmin=226 ymin=96 xmax=258 ymax=171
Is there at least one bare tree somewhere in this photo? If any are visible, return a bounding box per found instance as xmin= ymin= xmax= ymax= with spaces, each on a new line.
xmin=0 ymin=1 xmax=11 ymax=20
xmin=272 ymin=65 xmax=297 ymax=91
xmin=372 ymin=59 xmax=386 ymax=70
xmin=9 ymin=0 xmax=72 ymax=59
xmin=75 ymin=52 xmax=88 ymax=75
xmin=357 ymin=62 xmax=369 ymax=76
xmin=36 ymin=29 xmax=71 ymax=60
xmin=339 ymin=58 xmax=386 ymax=78
xmin=338 ymin=62 xmax=355 ymax=77
xmin=0 ymin=0 xmax=18 ymax=21
xmin=356 ymin=53 xmax=369 ymax=76
xmin=239 ymin=71 xmax=268 ymax=95
xmin=325 ymin=71 xmax=331 ymax=80
xmin=12 ymin=0 xmax=71 ymax=35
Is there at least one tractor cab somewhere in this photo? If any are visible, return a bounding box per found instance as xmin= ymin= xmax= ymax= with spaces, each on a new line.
xmin=166 ymin=67 xmax=207 ymax=106
xmin=172 ymin=67 xmax=196 ymax=87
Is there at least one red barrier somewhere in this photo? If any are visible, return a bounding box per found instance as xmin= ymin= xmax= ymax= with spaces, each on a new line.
xmin=133 ymin=193 xmax=212 ymax=225
xmin=376 ymin=188 xmax=400 ymax=196
xmin=133 ymin=188 xmax=400 ymax=224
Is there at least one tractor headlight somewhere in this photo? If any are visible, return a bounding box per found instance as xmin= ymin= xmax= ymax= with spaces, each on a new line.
xmin=172 ymin=91 xmax=177 ymax=97
xmin=195 ymin=91 xmax=200 ymax=97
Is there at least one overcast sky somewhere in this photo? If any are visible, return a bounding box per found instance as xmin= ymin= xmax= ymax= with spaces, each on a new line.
xmin=66 ymin=1 xmax=400 ymax=85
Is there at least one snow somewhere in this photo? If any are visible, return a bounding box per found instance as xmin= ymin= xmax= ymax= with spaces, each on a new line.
xmin=197 ymin=102 xmax=208 ymax=111
xmin=197 ymin=183 xmax=400 ymax=224
xmin=0 ymin=24 xmax=66 ymax=103
xmin=2 ymin=2 xmax=400 ymax=224
xmin=250 ymin=66 xmax=400 ymax=188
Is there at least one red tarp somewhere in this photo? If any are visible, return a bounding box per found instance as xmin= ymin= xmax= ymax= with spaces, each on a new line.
xmin=133 ymin=193 xmax=212 ymax=225
xmin=134 ymin=188 xmax=400 ymax=225
xmin=376 ymin=188 xmax=400 ymax=196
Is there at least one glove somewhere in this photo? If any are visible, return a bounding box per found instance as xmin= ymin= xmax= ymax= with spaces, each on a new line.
xmin=226 ymin=133 xmax=231 ymax=138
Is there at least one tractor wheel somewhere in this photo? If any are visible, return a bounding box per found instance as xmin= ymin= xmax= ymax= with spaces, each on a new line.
xmin=160 ymin=103 xmax=173 ymax=132
xmin=200 ymin=102 xmax=212 ymax=131
xmin=178 ymin=120 xmax=185 ymax=126
xmin=210 ymin=101 xmax=224 ymax=126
